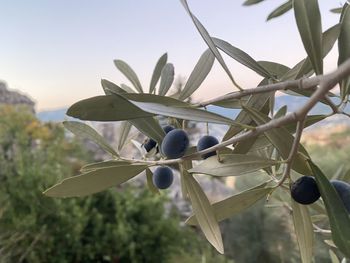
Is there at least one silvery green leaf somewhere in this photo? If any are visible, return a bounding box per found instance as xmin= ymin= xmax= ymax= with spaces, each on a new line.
xmin=188 ymin=154 xmax=277 ymax=177
xmin=44 ymin=164 xmax=147 ymax=197
xmin=213 ymin=38 xmax=272 ymax=78
xmin=114 ymin=59 xmax=143 ymax=93
xmin=66 ymin=95 xmax=152 ymax=121
xmin=243 ymin=106 xmax=311 ymax=175
xmin=329 ymin=250 xmax=340 ymax=263
xmin=129 ymin=117 xmax=165 ymax=144
xmin=117 ymin=121 xmax=132 ymax=151
xmin=267 ymin=0 xmax=292 ymax=21
xmin=63 ymin=121 xmax=118 ymax=157
xmin=149 ymin=53 xmax=167 ymax=94
xmin=338 ymin=4 xmax=350 ymax=98
xmin=292 ymin=199 xmax=314 ymax=263
xmin=80 ymin=160 xmax=132 ymax=173
xmin=293 ymin=0 xmax=323 ymax=75
xmin=257 ymin=61 xmax=290 ymax=77
xmin=179 ymin=49 xmax=215 ymax=101
xmin=330 ymin=7 xmax=342 ymax=14
xmin=183 ymin=173 xmax=224 ymax=254
xmin=180 ymin=0 xmax=241 ymax=89
xmin=310 ymin=161 xmax=350 ymax=258
xmin=243 ymin=0 xmax=265 ymax=6
xmin=186 ymin=184 xmax=272 ymax=225
xmin=101 ymin=79 xmax=128 ymax=95
xmin=146 ymin=168 xmax=160 ymax=195
xmin=124 ymin=93 xmax=240 ymax=126
xmin=158 ymin=63 xmax=174 ymax=96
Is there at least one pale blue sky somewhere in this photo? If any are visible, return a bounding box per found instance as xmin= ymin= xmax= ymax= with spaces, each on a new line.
xmin=0 ymin=0 xmax=343 ymax=110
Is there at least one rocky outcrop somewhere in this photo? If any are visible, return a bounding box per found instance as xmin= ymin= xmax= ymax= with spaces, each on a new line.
xmin=0 ymin=81 xmax=35 ymax=113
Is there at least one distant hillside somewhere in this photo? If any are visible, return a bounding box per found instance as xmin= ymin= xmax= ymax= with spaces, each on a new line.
xmin=37 ymin=108 xmax=69 ymax=122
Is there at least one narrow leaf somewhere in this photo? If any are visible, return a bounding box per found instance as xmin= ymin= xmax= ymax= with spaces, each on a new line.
xmin=267 ymin=0 xmax=292 ymax=21
xmin=243 ymin=0 xmax=265 ymax=6
xmin=338 ymin=4 xmax=350 ymax=98
xmin=114 ymin=59 xmax=143 ymax=93
xmin=44 ymin=164 xmax=147 ymax=197
xmin=180 ymin=0 xmax=241 ymax=89
xmin=80 ymin=160 xmax=132 ymax=173
xmin=150 ymin=53 xmax=168 ymax=94
xmin=179 ymin=49 xmax=215 ymax=100
xmin=101 ymin=79 xmax=128 ymax=95
xmin=292 ymin=199 xmax=314 ymax=263
xmin=183 ymin=173 xmax=224 ymax=254
xmin=129 ymin=117 xmax=165 ymax=144
xmin=310 ymin=161 xmax=350 ymax=258
xmin=293 ymin=0 xmax=323 ymax=75
xmin=213 ymin=38 xmax=272 ymax=78
xmin=66 ymin=95 xmax=152 ymax=121
xmin=187 ymin=185 xmax=272 ymax=225
xmin=158 ymin=63 xmax=174 ymax=96
xmin=146 ymin=168 xmax=160 ymax=194
xmin=117 ymin=121 xmax=132 ymax=151
xmin=257 ymin=61 xmax=290 ymax=77
xmin=124 ymin=93 xmax=240 ymax=126
xmin=329 ymin=250 xmax=340 ymax=263
xmin=330 ymin=8 xmax=342 ymax=14
xmin=243 ymin=106 xmax=311 ymax=175
xmin=63 ymin=121 xmax=118 ymax=157
xmin=188 ymin=154 xmax=277 ymax=177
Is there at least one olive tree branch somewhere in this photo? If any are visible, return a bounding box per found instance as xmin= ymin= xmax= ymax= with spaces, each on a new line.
xmin=120 ymin=58 xmax=350 ymax=166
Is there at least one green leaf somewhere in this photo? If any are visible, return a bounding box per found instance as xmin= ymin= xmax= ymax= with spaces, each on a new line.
xmin=330 ymin=8 xmax=342 ymax=14
xmin=63 ymin=121 xmax=118 ymax=157
xmin=179 ymin=49 xmax=215 ymax=100
xmin=293 ymin=0 xmax=323 ymax=75
xmin=80 ymin=160 xmax=132 ymax=173
xmin=180 ymin=161 xmax=193 ymax=200
xmin=158 ymin=63 xmax=174 ymax=96
xmin=101 ymin=79 xmax=129 ymax=95
xmin=243 ymin=106 xmax=311 ymax=175
xmin=114 ymin=59 xmax=143 ymax=93
xmin=120 ymin=84 xmax=136 ymax=93
xmin=274 ymin=105 xmax=288 ymax=119
xmin=223 ymin=79 xmax=272 ymax=140
xmin=124 ymin=93 xmax=240 ymax=126
xmin=129 ymin=117 xmax=165 ymax=144
xmin=338 ymin=4 xmax=350 ymax=98
xmin=243 ymin=0 xmax=265 ymax=6
xmin=296 ymin=24 xmax=341 ymax=80
xmin=149 ymin=53 xmax=168 ymax=94
xmin=180 ymin=0 xmax=241 ymax=89
xmin=188 ymin=154 xmax=277 ymax=177
xmin=183 ymin=173 xmax=224 ymax=254
xmin=292 ymin=199 xmax=314 ymax=263
xmin=257 ymin=61 xmax=290 ymax=77
xmin=146 ymin=168 xmax=160 ymax=195
xmin=309 ymin=161 xmax=350 ymax=258
xmin=284 ymin=115 xmax=326 ymax=134
xmin=117 ymin=121 xmax=132 ymax=152
xmin=67 ymin=95 xmax=152 ymax=121
xmin=212 ymin=97 xmax=248 ymax=109
xmin=329 ymin=250 xmax=340 ymax=263
xmin=267 ymin=0 xmax=292 ymax=21
xmin=44 ymin=164 xmax=147 ymax=197
xmin=213 ymin=38 xmax=272 ymax=78
xmin=186 ymin=184 xmax=272 ymax=225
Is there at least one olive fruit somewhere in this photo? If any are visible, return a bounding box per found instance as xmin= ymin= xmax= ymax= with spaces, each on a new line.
xmin=161 ymin=129 xmax=189 ymax=159
xmin=291 ymin=176 xmax=320 ymax=205
xmin=153 ymin=166 xmax=174 ymax=189
xmin=197 ymin=135 xmax=219 ymax=159
xmin=330 ymin=180 xmax=350 ymax=213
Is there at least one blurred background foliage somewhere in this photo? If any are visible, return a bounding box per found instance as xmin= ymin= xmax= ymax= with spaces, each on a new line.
xmin=0 ymin=105 xmax=347 ymax=262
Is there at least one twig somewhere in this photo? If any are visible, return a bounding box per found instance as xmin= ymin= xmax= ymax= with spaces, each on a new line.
xmin=276 ymin=119 xmax=306 ymax=187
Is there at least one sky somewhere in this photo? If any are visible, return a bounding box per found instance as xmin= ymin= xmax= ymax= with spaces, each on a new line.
xmin=0 ymin=0 xmax=344 ymax=111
